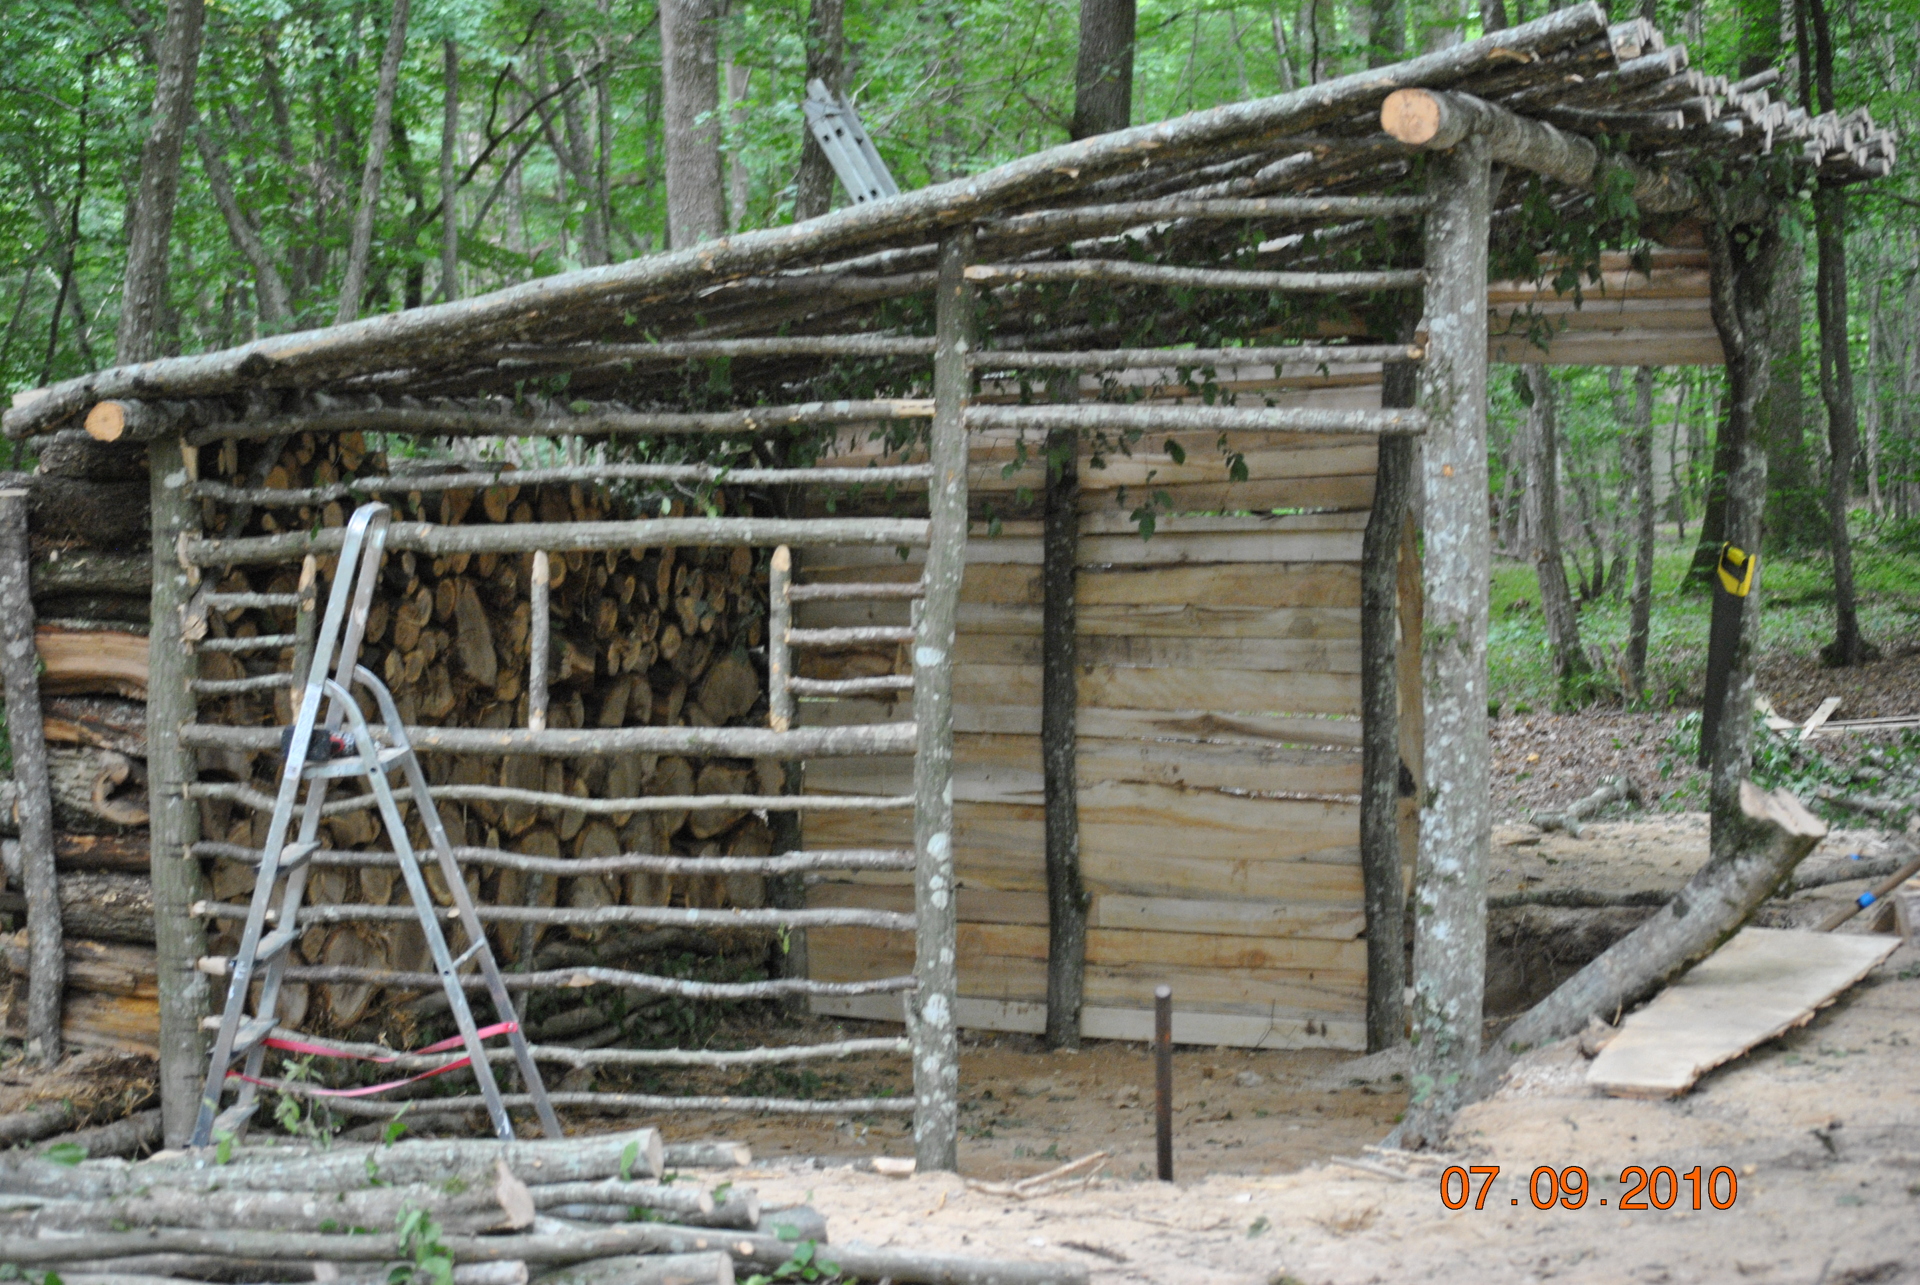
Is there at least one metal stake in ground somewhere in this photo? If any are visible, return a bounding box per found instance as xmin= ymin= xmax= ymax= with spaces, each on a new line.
xmin=1154 ymin=985 xmax=1173 ymax=1181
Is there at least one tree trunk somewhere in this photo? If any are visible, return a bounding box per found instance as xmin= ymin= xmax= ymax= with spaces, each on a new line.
xmin=116 ymin=0 xmax=206 ymax=365
xmin=792 ymin=0 xmax=845 ymax=221
xmin=1401 ymin=133 xmax=1491 ymax=1147
xmin=1626 ymin=366 xmax=1657 ymax=697
xmin=439 ymin=39 xmax=461 ymax=303
xmin=0 ymin=492 xmax=63 ymax=1063
xmin=1361 ymin=360 xmax=1415 ymax=1054
xmin=193 ymin=120 xmax=293 ymax=330
xmin=1041 ymin=418 xmax=1083 ymax=1051
xmin=660 ymin=0 xmax=725 ymax=249
xmin=1522 ymin=367 xmax=1591 ymax=704
xmin=1071 ymin=0 xmax=1136 ymax=141
xmin=1759 ymin=237 xmax=1820 ymax=551
xmin=334 ymin=0 xmax=412 ymax=325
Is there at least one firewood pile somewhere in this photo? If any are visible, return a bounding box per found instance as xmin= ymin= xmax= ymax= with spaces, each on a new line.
xmin=0 ymin=1127 xmax=1083 ymax=1285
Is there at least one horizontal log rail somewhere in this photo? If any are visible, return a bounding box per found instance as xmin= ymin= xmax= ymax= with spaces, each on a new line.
xmin=484 ymin=336 xmax=938 ymax=362
xmin=186 ymin=840 xmax=916 ymax=877
xmin=188 ymin=779 xmax=911 ymax=819
xmin=192 ymin=634 xmax=298 ymax=653
xmin=190 ymin=462 xmax=937 ymax=508
xmin=963 ymin=261 xmax=1425 ymax=292
xmin=786 ymin=580 xmax=927 ymax=601
xmin=980 ymin=196 xmax=1438 ymax=240
xmin=182 ymin=516 xmax=933 ymax=566
xmin=233 ymin=1027 xmax=909 ymax=1070
xmin=790 ymin=675 xmax=915 ymax=695
xmin=180 ymin=720 xmax=917 ymax=758
xmin=787 ymin=625 xmax=917 ymax=646
xmin=964 ymin=404 xmax=1427 ymax=434
xmin=190 ymin=899 xmax=916 ymax=932
xmin=188 ymin=673 xmax=294 ymax=695
xmin=201 ymin=591 xmax=302 ymax=610
xmin=972 ymin=343 xmax=1425 ymax=369
xmin=182 ymin=399 xmax=936 ymax=446
xmin=193 ymin=959 xmax=917 ymax=1002
xmin=240 ymin=1084 xmax=918 ymax=1116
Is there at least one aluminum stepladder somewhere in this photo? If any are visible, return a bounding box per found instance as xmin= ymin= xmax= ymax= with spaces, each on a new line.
xmin=189 ymin=502 xmax=560 ymax=1147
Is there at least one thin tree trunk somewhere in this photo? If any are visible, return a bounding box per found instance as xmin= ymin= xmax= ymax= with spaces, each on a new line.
xmin=660 ymin=0 xmax=725 ymax=248
xmin=724 ymin=56 xmax=751 ymax=233
xmin=792 ymin=0 xmax=845 ymax=221
xmin=1627 ymin=366 xmax=1657 ymax=698
xmin=1401 ymin=133 xmax=1491 ymax=1148
xmin=1361 ymin=359 xmax=1415 ymax=1054
xmin=1071 ymin=0 xmax=1136 ymax=141
xmin=1523 ymin=366 xmax=1591 ymax=703
xmin=555 ymin=46 xmax=611 ymax=266
xmin=1368 ymin=0 xmax=1405 ymax=66
xmin=334 ymin=0 xmax=412 ymax=325
xmin=117 ymin=0 xmax=206 ymax=365
xmin=194 ymin=119 xmax=293 ymax=329
xmin=1040 ymin=418 xmax=1084 ymax=1051
xmin=439 ymin=39 xmax=460 ymax=302
xmin=0 ymin=492 xmax=62 ymax=1064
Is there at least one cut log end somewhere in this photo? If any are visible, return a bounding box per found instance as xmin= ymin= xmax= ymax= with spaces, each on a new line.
xmin=1740 ymin=778 xmax=1826 ymax=843
xmin=1380 ymin=89 xmax=1444 ymax=146
xmin=82 ymin=402 xmax=129 ymax=443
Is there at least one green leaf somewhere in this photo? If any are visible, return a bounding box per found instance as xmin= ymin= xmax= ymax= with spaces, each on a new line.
xmin=214 ymin=1130 xmax=235 ymax=1166
xmin=42 ymin=1142 xmax=85 ymax=1167
xmin=1164 ymin=438 xmax=1186 ymax=466
xmin=619 ymin=1139 xmax=640 ymax=1182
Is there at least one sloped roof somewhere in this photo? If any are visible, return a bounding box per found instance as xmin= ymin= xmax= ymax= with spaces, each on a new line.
xmin=4 ymin=1 xmax=1894 ymax=439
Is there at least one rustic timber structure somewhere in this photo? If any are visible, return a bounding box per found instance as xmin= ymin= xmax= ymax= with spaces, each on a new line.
xmin=0 ymin=2 xmax=1894 ymax=1161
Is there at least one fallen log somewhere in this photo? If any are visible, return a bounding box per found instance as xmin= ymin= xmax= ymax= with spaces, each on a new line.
xmin=529 ymin=1179 xmax=718 ymax=1219
xmin=0 ymin=1102 xmax=78 ymax=1146
xmin=663 ymin=1141 xmax=751 ymax=1169
xmin=40 ymin=1107 xmax=162 ymax=1159
xmin=1530 ymin=776 xmax=1643 ymax=838
xmin=1476 ymin=781 xmax=1824 ymax=1095
xmin=11 ymin=1172 xmax=531 ymax=1235
xmin=532 ymin=1253 xmax=734 ymax=1285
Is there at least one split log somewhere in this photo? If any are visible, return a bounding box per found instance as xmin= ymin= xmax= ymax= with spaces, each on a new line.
xmin=1476 ymin=781 xmax=1824 ymax=1093
xmin=1530 ymin=776 xmax=1644 ymax=838
xmin=34 ymin=628 xmax=148 ymax=699
xmin=41 ymin=696 xmax=147 ymax=758
xmin=532 ymin=1253 xmax=734 ymax=1285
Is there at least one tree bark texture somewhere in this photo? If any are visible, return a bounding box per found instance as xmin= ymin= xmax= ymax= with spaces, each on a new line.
xmin=792 ymin=0 xmax=845 ymax=221
xmin=440 ymin=39 xmax=462 ymax=303
xmin=912 ymin=231 xmax=971 ymax=1172
xmin=1041 ymin=421 xmax=1084 ymax=1051
xmin=1702 ymin=211 xmax=1779 ymax=866
xmin=1760 ymin=237 xmax=1819 ymax=551
xmin=660 ymin=0 xmax=725 ymax=248
xmin=1071 ymin=0 xmax=1136 ymax=140
xmin=1625 ymin=367 xmax=1656 ymax=696
xmin=334 ymin=0 xmax=413 ymax=325
xmin=1361 ymin=366 xmax=1414 ymax=1054
xmin=116 ymin=0 xmax=206 ymax=365
xmin=1403 ymin=132 xmax=1491 ymax=1144
xmin=1521 ymin=367 xmax=1591 ymax=703
xmin=147 ymin=434 xmax=209 ymax=1146
xmin=1814 ymin=182 xmax=1869 ymax=666
xmin=0 ymin=491 xmax=64 ymax=1062
xmin=1480 ymin=781 xmax=1823 ymax=1090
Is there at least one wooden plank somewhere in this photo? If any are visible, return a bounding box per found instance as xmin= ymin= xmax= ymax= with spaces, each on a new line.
xmin=809 ymin=993 xmax=1365 ymax=1050
xmin=958 ymin=603 xmax=1363 ymax=640
xmin=1492 ymin=332 xmax=1725 ymax=366
xmin=1586 ymin=927 xmax=1898 ymax=1100
xmin=953 ymin=633 xmax=1362 ymax=674
xmin=954 ymin=663 xmax=1361 ymax=716
xmin=1079 ymin=563 xmax=1359 ymax=608
xmin=1082 ymin=474 xmax=1374 ymax=514
xmin=35 ymin=627 xmax=149 ymax=698
xmin=809 ymin=881 xmax=1366 ymax=940
xmin=800 ymin=697 xmax=1364 ymax=750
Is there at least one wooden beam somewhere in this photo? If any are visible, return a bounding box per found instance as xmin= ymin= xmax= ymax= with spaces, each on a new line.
xmin=978 ymin=197 xmax=1436 ymax=241
xmin=964 ymin=262 xmax=1425 ymax=292
xmin=1402 ymin=131 xmax=1494 ymax=1147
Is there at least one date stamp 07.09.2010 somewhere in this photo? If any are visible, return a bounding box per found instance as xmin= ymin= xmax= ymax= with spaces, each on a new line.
xmin=1439 ymin=1165 xmax=1739 ymax=1212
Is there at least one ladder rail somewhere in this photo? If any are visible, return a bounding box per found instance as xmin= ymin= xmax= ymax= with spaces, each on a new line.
xmin=353 ymin=665 xmax=562 ymax=1139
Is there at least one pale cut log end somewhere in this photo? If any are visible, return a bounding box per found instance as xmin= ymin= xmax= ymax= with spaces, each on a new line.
xmin=1740 ymin=778 xmax=1827 ymax=842
xmin=82 ymin=402 xmax=128 ymax=443
xmin=1380 ymin=90 xmax=1443 ymax=146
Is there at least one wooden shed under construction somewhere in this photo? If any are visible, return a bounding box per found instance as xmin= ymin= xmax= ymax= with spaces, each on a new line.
xmin=0 ymin=0 xmax=1892 ymax=1163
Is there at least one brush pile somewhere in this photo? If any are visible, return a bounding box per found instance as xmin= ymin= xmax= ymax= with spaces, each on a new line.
xmin=0 ymin=1127 xmax=1084 ymax=1285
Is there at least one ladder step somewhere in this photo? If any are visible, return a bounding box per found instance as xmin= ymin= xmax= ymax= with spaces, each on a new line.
xmin=253 ymin=927 xmax=298 ymax=966
xmin=302 ymin=744 xmax=410 ymax=779
xmin=451 ymin=938 xmax=487 ymax=969
xmin=211 ymin=1102 xmax=257 ymax=1139
xmin=278 ymin=840 xmax=321 ymax=872
xmin=230 ymin=1014 xmax=280 ymax=1059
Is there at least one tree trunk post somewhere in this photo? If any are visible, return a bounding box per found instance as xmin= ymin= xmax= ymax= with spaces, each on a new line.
xmin=334 ymin=0 xmax=413 ymax=326
xmin=439 ymin=39 xmax=461 ymax=304
xmin=116 ymin=0 xmax=207 ymax=365
xmin=1815 ymin=182 xmax=1869 ymax=666
xmin=1627 ymin=366 xmax=1657 ymax=696
xmin=1522 ymin=366 xmax=1591 ymax=703
xmin=0 ymin=490 xmax=63 ymax=1064
xmin=1071 ymin=0 xmax=1136 ymax=142
xmin=1402 ymin=131 xmax=1491 ymax=1146
xmin=912 ymin=230 xmax=971 ymax=1172
xmin=660 ymin=0 xmax=725 ymax=248
xmin=149 ymin=434 xmax=210 ymax=1145
xmin=1041 ymin=400 xmax=1085 ymax=1050
xmin=1361 ymin=355 xmax=1415 ymax=1054
xmin=792 ymin=0 xmax=845 ymax=221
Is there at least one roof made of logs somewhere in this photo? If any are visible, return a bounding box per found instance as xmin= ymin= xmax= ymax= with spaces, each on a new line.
xmin=4 ymin=1 xmax=1896 ymax=441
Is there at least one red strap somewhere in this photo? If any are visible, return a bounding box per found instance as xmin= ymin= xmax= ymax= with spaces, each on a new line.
xmin=227 ymin=1021 xmax=520 ymax=1098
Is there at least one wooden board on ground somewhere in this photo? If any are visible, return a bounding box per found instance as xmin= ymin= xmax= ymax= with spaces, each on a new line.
xmin=1586 ymin=927 xmax=1899 ymax=1099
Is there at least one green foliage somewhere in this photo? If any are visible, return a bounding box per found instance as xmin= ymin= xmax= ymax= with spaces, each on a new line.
xmin=743 ymin=1238 xmax=841 ymax=1284
xmin=391 ymin=1206 xmax=454 ymax=1285
xmin=39 ymin=1142 xmax=84 ymax=1167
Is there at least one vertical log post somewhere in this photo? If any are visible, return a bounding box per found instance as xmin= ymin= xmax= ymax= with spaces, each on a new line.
xmin=1361 ymin=356 xmax=1417 ymax=1054
xmin=528 ymin=551 xmax=551 ymax=732
xmin=1041 ymin=373 xmax=1085 ymax=1051
xmin=149 ymin=433 xmax=210 ymax=1144
xmin=0 ymin=489 xmax=63 ymax=1064
xmin=768 ymin=547 xmax=794 ymax=733
xmin=1153 ymin=984 xmax=1173 ymax=1181
xmin=290 ymin=555 xmax=319 ymax=696
xmin=1403 ymin=133 xmax=1493 ymax=1145
xmin=912 ymin=229 xmax=972 ymax=1173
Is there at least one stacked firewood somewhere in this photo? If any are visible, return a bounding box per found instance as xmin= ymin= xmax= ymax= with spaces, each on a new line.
xmin=0 ymin=1128 xmax=1083 ymax=1285
xmin=192 ymin=432 xmax=780 ymax=1038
